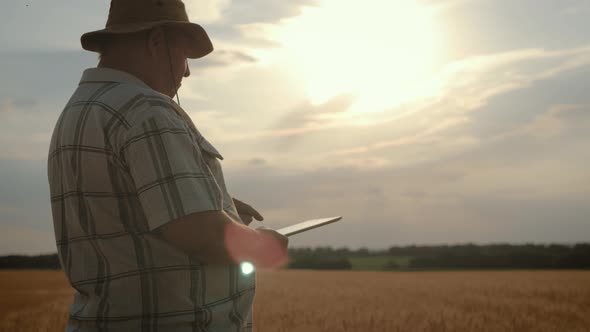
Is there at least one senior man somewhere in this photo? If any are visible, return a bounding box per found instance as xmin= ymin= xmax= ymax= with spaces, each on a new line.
xmin=46 ymin=1 xmax=288 ymax=331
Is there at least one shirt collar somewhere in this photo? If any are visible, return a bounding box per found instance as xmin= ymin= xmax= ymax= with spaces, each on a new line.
xmin=80 ymin=67 xmax=224 ymax=160
xmin=79 ymin=67 xmax=153 ymax=91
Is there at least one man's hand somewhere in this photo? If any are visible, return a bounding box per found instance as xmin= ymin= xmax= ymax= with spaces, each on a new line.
xmin=253 ymin=226 xmax=289 ymax=268
xmin=256 ymin=226 xmax=289 ymax=251
xmin=223 ymin=223 xmax=289 ymax=269
xmin=233 ymin=198 xmax=264 ymax=226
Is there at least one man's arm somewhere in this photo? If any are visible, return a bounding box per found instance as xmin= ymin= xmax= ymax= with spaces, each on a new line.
xmin=158 ymin=209 xmax=288 ymax=268
xmin=118 ymin=106 xmax=287 ymax=267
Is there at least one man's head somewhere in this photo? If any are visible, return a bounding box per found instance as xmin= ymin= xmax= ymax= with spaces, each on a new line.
xmin=97 ymin=26 xmax=191 ymax=98
xmin=81 ymin=0 xmax=213 ymax=98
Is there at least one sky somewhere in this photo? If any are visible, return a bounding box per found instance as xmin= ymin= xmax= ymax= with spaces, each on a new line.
xmin=1 ymin=0 xmax=589 ymax=254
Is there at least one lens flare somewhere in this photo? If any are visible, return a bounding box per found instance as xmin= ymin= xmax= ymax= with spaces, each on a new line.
xmin=240 ymin=262 xmax=255 ymax=275
xmin=224 ymin=224 xmax=289 ymax=269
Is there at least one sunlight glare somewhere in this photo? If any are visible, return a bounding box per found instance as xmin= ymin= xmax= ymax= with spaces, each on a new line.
xmin=272 ymin=0 xmax=444 ymax=113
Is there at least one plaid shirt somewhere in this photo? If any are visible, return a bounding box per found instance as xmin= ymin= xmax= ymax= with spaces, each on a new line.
xmin=47 ymin=67 xmax=255 ymax=332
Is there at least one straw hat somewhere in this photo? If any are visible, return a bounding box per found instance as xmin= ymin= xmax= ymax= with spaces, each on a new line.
xmin=81 ymin=0 xmax=213 ymax=59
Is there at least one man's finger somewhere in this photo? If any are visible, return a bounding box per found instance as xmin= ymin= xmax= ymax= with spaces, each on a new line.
xmin=247 ymin=206 xmax=264 ymax=221
xmin=234 ymin=198 xmax=263 ymax=220
xmin=240 ymin=214 xmax=253 ymax=225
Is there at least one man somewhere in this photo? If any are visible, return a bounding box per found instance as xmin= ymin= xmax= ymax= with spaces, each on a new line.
xmin=46 ymin=1 xmax=288 ymax=331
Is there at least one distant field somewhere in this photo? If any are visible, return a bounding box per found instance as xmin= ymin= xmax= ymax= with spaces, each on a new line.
xmin=1 ymin=270 xmax=589 ymax=332
xmin=0 ymin=270 xmax=72 ymax=332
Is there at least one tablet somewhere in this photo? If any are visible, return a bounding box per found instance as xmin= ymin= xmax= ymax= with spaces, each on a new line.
xmin=276 ymin=216 xmax=342 ymax=237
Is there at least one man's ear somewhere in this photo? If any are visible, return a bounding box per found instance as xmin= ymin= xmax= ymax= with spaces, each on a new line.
xmin=146 ymin=27 xmax=165 ymax=58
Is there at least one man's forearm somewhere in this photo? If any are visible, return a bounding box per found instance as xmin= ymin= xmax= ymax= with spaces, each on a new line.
xmin=188 ymin=213 xmax=260 ymax=265
xmin=194 ymin=218 xmax=287 ymax=268
xmin=160 ymin=209 xmax=284 ymax=267
xmin=197 ymin=220 xmax=282 ymax=268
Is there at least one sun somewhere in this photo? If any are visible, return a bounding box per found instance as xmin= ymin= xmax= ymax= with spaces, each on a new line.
xmin=270 ymin=0 xmax=444 ymax=113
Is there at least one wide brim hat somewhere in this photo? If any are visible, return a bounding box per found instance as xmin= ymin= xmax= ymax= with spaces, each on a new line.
xmin=81 ymin=0 xmax=213 ymax=59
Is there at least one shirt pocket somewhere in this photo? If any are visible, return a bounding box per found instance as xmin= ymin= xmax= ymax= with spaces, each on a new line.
xmin=183 ymin=122 xmax=223 ymax=160
xmin=184 ymin=129 xmax=241 ymax=220
xmin=183 ymin=123 xmax=225 ymax=196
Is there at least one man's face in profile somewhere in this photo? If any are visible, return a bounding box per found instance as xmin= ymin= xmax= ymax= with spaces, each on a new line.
xmin=161 ymin=29 xmax=191 ymax=97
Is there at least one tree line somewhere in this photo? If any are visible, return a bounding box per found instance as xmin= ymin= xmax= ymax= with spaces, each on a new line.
xmin=0 ymin=254 xmax=61 ymax=269
xmin=1 ymin=243 xmax=589 ymax=270
xmin=287 ymin=243 xmax=590 ymax=270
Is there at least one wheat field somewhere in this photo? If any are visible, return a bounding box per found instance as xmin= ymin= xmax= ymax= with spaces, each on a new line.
xmin=1 ymin=270 xmax=589 ymax=332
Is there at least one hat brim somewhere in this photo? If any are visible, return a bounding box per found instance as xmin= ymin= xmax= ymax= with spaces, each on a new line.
xmin=81 ymin=21 xmax=213 ymax=59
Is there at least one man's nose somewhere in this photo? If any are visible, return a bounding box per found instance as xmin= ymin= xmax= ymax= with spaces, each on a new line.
xmin=184 ymin=60 xmax=190 ymax=78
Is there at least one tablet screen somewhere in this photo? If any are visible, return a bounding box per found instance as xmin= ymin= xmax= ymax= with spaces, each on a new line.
xmin=276 ymin=216 xmax=342 ymax=237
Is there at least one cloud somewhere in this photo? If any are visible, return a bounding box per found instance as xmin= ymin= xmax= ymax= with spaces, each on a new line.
xmin=192 ymin=94 xmax=355 ymax=153
xmin=420 ymin=0 xmax=473 ymax=12
xmin=499 ymin=104 xmax=590 ymax=140
xmin=440 ymin=0 xmax=590 ymax=61
xmin=307 ymin=45 xmax=590 ymax=160
xmin=186 ymin=0 xmax=319 ymax=26
xmin=194 ymin=43 xmax=590 ymax=175
xmin=223 ymin=96 xmax=590 ymax=248
xmin=190 ymin=49 xmax=258 ymax=71
xmin=0 ymin=223 xmax=56 ymax=255
xmin=185 ymin=0 xmax=232 ymax=24
xmin=561 ymin=1 xmax=590 ymax=16
xmin=327 ymin=116 xmax=472 ymax=157
xmin=220 ymin=0 xmax=320 ymax=25
xmin=193 ymin=0 xmax=320 ymax=50
xmin=248 ymin=158 xmax=267 ymax=166
xmin=271 ymin=94 xmax=354 ymax=131
xmin=226 ymin=164 xmax=589 ymax=249
xmin=0 ymin=98 xmax=37 ymax=112
xmin=209 ymin=44 xmax=590 ymax=174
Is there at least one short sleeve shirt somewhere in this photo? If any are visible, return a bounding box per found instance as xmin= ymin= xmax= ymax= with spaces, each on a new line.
xmin=47 ymin=67 xmax=256 ymax=332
